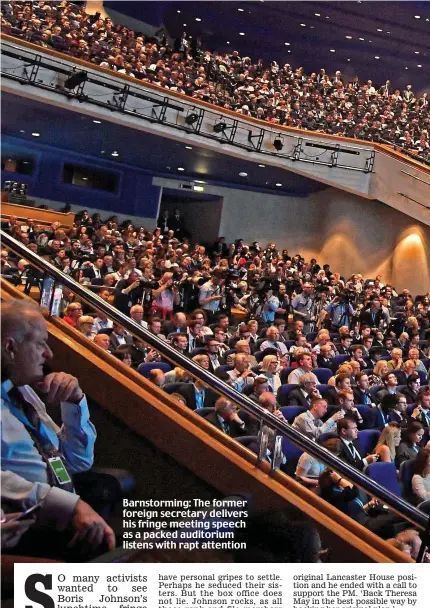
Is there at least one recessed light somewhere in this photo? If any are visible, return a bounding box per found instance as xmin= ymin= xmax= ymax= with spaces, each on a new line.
xmin=93 ymin=120 xmax=101 ymax=124
xmin=276 ymin=183 xmax=282 ymax=187
xmin=315 ymin=13 xmax=321 ymax=16
xmin=19 ymin=129 xmax=25 ymax=133
xmin=177 ymin=167 xmax=185 ymax=171
xmin=386 ymin=31 xmax=390 ymax=34
xmin=258 ymin=164 xmax=265 ymax=168
xmin=195 ymin=180 xmax=205 ymax=184
xmin=330 ymin=49 xmax=336 ymax=52
xmin=81 ymin=177 xmax=88 ymax=181
xmin=300 ymin=23 xmax=306 ymax=27
xmin=226 ymin=41 xmax=230 ymax=44
xmin=185 ymin=146 xmax=193 ymax=150
xmin=415 ymin=51 xmax=420 ymax=54
xmin=238 ymin=7 xmax=244 ymax=11
xmin=376 ymin=29 xmax=383 ymax=32
xmin=405 ymin=67 xmax=409 ymax=70
xmin=239 ymin=32 xmax=245 ymax=35
xmin=101 ymin=150 xmax=105 ymax=154
xmin=177 ymin=10 xmax=181 ymax=13
xmin=31 ymin=132 xmax=40 ymax=137
xmin=417 ymin=64 xmax=422 ymax=68
xmin=310 ymin=26 xmax=315 ymax=29
xmin=325 ymin=16 xmax=330 ymax=19
xmin=239 ymin=172 xmax=248 ymax=177
xmin=368 ymin=40 xmax=372 ymax=42
xmin=345 ymin=35 xmax=352 ymax=39
xmin=347 ymin=58 xmax=351 ymax=62
xmin=288 ymin=50 xmax=291 ymax=53
xmin=285 ymin=42 xmax=290 ymax=45
xmin=374 ymin=56 xmax=380 ymax=59
xmin=195 ymin=18 xmax=201 ymax=22
xmin=183 ymin=23 xmax=187 ymax=26
xmin=111 ymin=151 xmax=119 ymax=157
xmin=359 ymin=37 xmax=365 ymax=41
xmin=415 ymin=15 xmax=421 ymax=19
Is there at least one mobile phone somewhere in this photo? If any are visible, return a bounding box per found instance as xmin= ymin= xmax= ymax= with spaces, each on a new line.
xmin=6 ymin=501 xmax=44 ymax=523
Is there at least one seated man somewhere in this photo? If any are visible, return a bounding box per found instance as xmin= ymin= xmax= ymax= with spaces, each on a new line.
xmin=322 ymin=372 xmax=352 ymax=406
xmin=292 ymin=397 xmax=342 ymax=440
xmin=337 ymin=418 xmax=379 ymax=471
xmin=260 ymin=326 xmax=289 ymax=361
xmin=287 ymin=372 xmax=320 ymax=407
xmin=226 ymin=340 xmax=257 ymax=368
xmin=1 ymin=300 xmax=114 ymax=556
xmin=375 ymin=371 xmax=399 ymax=404
xmin=203 ymin=397 xmax=248 ymax=438
xmin=176 ymin=380 xmax=217 ymax=411
xmin=337 ymin=389 xmax=364 ymax=427
xmin=226 ymin=353 xmax=256 ymax=393
xmin=287 ymin=352 xmax=314 ymax=384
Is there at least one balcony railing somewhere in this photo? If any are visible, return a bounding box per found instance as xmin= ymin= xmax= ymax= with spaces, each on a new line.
xmin=2 ymin=229 xmax=429 ymax=553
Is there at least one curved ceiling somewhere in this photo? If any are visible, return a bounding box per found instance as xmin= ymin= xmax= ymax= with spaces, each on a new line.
xmin=105 ymin=1 xmax=430 ymax=91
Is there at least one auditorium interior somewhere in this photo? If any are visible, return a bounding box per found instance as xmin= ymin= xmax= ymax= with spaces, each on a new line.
xmin=1 ymin=0 xmax=430 ymax=575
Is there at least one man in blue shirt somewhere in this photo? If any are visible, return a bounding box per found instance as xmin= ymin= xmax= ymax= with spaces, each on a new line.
xmin=323 ymin=294 xmax=355 ymax=330
xmin=1 ymin=300 xmax=114 ymax=553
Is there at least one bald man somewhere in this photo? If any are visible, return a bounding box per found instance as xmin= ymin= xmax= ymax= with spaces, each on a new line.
xmin=1 ymin=300 xmax=114 ymax=554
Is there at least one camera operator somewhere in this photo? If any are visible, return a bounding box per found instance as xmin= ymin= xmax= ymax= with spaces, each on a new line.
xmin=322 ymin=291 xmax=356 ymax=331
xmin=113 ymin=270 xmax=145 ymax=316
xmin=359 ymin=296 xmax=388 ymax=330
xmin=151 ymin=271 xmax=181 ymax=320
xmin=198 ymin=269 xmax=225 ymax=323
xmin=292 ymin=283 xmax=316 ymax=333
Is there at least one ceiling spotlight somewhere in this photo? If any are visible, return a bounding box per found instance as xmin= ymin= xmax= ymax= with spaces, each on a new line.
xmin=239 ymin=172 xmax=248 ymax=177
xmin=376 ymin=28 xmax=383 ymax=32
xmin=285 ymin=42 xmax=290 ymax=45
xmin=101 ymin=150 xmax=105 ymax=154
xmin=195 ymin=17 xmax=201 ymax=22
xmin=93 ymin=120 xmax=101 ymax=124
xmin=330 ymin=49 xmax=336 ymax=52
xmin=227 ymin=41 xmax=230 ymax=44
xmin=185 ymin=146 xmax=193 ymax=150
xmin=347 ymin=58 xmax=351 ymax=62
xmin=213 ymin=121 xmax=228 ymax=133
xmin=64 ymin=70 xmax=87 ymax=89
xmin=177 ymin=167 xmax=185 ymax=171
xmin=258 ymin=164 xmax=265 ymax=167
xmin=195 ymin=180 xmax=205 ymax=184
xmin=300 ymin=23 xmax=306 ymax=27
xmin=183 ymin=23 xmax=187 ymax=26
xmin=19 ymin=129 xmax=25 ymax=133
xmin=405 ymin=67 xmax=409 ymax=70
xmin=359 ymin=37 xmax=365 ymax=41
xmin=386 ymin=31 xmax=390 ymax=33
xmin=273 ymin=136 xmax=284 ymax=151
xmin=415 ymin=51 xmax=420 ymax=54
xmin=239 ymin=32 xmax=245 ymax=35
xmin=415 ymin=15 xmax=421 ymax=19
xmin=185 ymin=112 xmax=199 ymax=125
xmin=238 ymin=7 xmax=244 ymax=11
xmin=314 ymin=13 xmax=321 ymax=16
xmin=276 ymin=183 xmax=282 ymax=187
xmin=417 ymin=64 xmax=422 ymax=68
xmin=31 ymin=132 xmax=40 ymax=137
xmin=111 ymin=151 xmax=119 ymax=157
xmin=177 ymin=10 xmax=181 ymax=13
xmin=345 ymin=35 xmax=352 ymax=39
xmin=288 ymin=50 xmax=291 ymax=53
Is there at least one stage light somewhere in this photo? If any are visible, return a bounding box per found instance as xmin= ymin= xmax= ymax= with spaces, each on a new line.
xmin=273 ymin=137 xmax=284 ymax=151
xmin=185 ymin=113 xmax=199 ymax=125
xmin=213 ymin=121 xmax=228 ymax=133
xmin=64 ymin=71 xmax=87 ymax=89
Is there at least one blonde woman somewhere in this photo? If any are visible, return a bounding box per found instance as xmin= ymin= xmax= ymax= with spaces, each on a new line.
xmin=260 ymin=355 xmax=282 ymax=394
xmin=192 ymin=354 xmax=210 ymax=370
xmin=76 ymin=315 xmax=95 ymax=338
xmin=408 ymin=348 xmax=426 ymax=374
xmin=368 ymin=360 xmax=389 ymax=388
xmin=387 ymin=348 xmax=403 ymax=371
xmin=373 ymin=422 xmax=402 ymax=464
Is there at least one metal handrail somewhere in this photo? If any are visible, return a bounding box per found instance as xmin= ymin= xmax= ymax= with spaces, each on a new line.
xmin=1 ymin=230 xmax=428 ymax=531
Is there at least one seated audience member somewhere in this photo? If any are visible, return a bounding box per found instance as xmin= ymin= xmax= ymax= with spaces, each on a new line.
xmin=1 ymin=300 xmax=114 ymax=556
xmin=247 ymin=391 xmax=287 ymax=436
xmin=187 ymin=310 xmax=213 ymax=337
xmin=163 ymin=312 xmax=187 ymax=336
xmin=203 ymin=397 xmax=248 ymax=437
xmin=176 ymin=379 xmax=217 ymax=410
xmin=395 ymin=359 xmax=416 ymax=387
xmin=289 ymin=335 xmax=312 ymax=357
xmin=76 ymin=315 xmax=95 ymax=338
xmin=353 ymin=371 xmax=374 ymax=406
xmin=375 ymin=372 xmax=399 ymax=404
xmin=411 ymin=448 xmax=430 ymax=502
xmin=292 ymin=397 xmax=342 ymax=440
xmin=149 ymin=316 xmax=168 ymax=341
xmin=205 ymin=337 xmax=222 ymax=372
xmin=192 ymin=354 xmax=210 ymax=369
xmin=387 ymin=348 xmax=404 ymax=371
xmin=410 ymin=392 xmax=430 ymax=429
xmin=169 ymin=392 xmax=188 ymax=407
xmin=186 ymin=319 xmax=205 ymax=353
xmin=395 ymin=529 xmax=430 ymax=562
xmin=260 ymin=355 xmax=282 ymax=394
xmin=316 ymin=343 xmax=336 ymax=371
xmin=227 ymin=340 xmax=257 ymax=368
xmin=288 ymin=352 xmax=314 ymax=384
xmin=385 ymin=394 xmax=409 ymax=426
xmin=336 ymin=335 xmax=353 ymax=355
xmin=248 ymin=376 xmax=271 ymax=405
xmin=171 ymin=333 xmax=189 ymax=355
xmin=373 ymin=422 xmax=402 ymax=464
xmin=109 ymin=322 xmax=132 ymax=351
xmin=396 ymin=421 xmax=425 ymax=467
xmin=130 ymin=304 xmax=148 ymax=329
xmin=148 ymin=368 xmax=166 ymax=388
xmin=318 ymin=469 xmax=403 ymax=539
xmin=295 ymin=438 xmax=340 ymax=488
xmin=93 ymin=333 xmax=112 ymax=352
xmin=164 ymin=367 xmax=192 ymax=386
xmin=226 ymin=353 xmax=256 ymax=393
xmin=337 ymin=389 xmax=364 ymax=427
xmin=63 ymin=302 xmax=82 ymax=327
xmin=368 ymin=360 xmax=389 ymax=388
xmin=408 ymin=348 xmax=426 ymax=374
xmin=287 ymin=320 xmax=305 ymax=341
xmin=323 ymin=372 xmax=352 ymax=406
xmin=287 ymin=372 xmax=320 ymax=407
xmin=112 ymin=346 xmax=133 ymax=366
xmin=337 ymin=418 xmax=379 ymax=470
xmin=260 ymin=326 xmax=289 ymax=361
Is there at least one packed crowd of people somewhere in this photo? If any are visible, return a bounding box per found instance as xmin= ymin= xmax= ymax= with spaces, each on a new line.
xmin=2 ymin=205 xmax=430 ymax=552
xmin=2 ymin=1 xmax=429 ymax=161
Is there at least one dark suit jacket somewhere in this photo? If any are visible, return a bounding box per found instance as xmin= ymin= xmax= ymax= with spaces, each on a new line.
xmin=287 ymin=388 xmax=311 ymax=408
xmin=401 ymin=387 xmax=420 ymax=405
xmin=177 ymin=383 xmax=217 ymax=411
xmin=203 ymin=411 xmax=247 ymax=438
xmin=359 ymin=309 xmax=384 ymax=328
xmin=338 ymin=439 xmax=366 ymax=471
xmin=321 ymin=386 xmax=339 ymax=406
xmin=353 ymin=387 xmax=372 ymax=405
xmin=109 ymin=332 xmax=133 ymax=351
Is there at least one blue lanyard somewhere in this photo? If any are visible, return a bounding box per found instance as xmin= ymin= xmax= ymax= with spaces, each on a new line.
xmin=1 ymin=384 xmax=54 ymax=448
